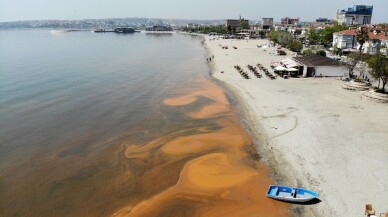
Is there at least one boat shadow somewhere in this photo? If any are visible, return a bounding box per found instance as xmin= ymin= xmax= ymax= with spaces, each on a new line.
xmin=283 ymin=198 xmax=322 ymax=205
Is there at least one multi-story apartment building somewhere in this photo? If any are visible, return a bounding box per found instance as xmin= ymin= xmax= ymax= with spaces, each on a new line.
xmin=225 ymin=17 xmax=249 ymax=31
xmin=281 ymin=17 xmax=299 ymax=25
xmin=261 ymin=18 xmax=273 ymax=29
xmin=333 ymin=28 xmax=388 ymax=54
xmin=336 ymin=5 xmax=373 ymax=25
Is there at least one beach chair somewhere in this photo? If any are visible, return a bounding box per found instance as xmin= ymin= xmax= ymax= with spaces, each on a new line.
xmin=379 ymin=211 xmax=388 ymax=217
xmin=365 ymin=204 xmax=375 ymax=216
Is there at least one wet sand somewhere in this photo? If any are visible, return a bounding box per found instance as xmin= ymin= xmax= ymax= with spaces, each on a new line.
xmin=113 ymin=78 xmax=288 ymax=216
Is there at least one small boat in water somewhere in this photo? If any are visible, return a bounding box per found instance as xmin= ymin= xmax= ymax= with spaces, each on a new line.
xmin=266 ymin=185 xmax=319 ymax=203
xmin=94 ymin=29 xmax=113 ymax=33
xmin=93 ymin=28 xmax=140 ymax=33
xmin=114 ymin=27 xmax=135 ymax=33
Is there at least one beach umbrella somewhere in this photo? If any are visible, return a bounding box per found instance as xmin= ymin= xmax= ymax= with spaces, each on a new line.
xmin=274 ymin=66 xmax=287 ymax=71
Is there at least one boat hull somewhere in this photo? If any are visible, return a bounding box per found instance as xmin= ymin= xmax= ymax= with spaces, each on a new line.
xmin=266 ymin=185 xmax=318 ymax=203
xmin=267 ymin=194 xmax=315 ymax=202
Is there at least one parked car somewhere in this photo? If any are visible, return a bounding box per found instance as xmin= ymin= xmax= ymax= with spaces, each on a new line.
xmin=277 ymin=50 xmax=287 ymax=55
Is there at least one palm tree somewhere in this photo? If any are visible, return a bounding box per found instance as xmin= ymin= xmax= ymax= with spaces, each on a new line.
xmin=356 ymin=27 xmax=369 ymax=53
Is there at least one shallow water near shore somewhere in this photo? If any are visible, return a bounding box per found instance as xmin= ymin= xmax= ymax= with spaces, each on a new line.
xmin=0 ymin=30 xmax=288 ymax=216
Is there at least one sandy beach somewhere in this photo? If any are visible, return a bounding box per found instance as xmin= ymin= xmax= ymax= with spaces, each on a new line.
xmin=204 ymin=36 xmax=388 ymax=216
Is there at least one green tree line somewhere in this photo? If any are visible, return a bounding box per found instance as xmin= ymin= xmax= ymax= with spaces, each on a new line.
xmin=181 ymin=25 xmax=228 ymax=34
xmin=268 ymin=31 xmax=303 ymax=53
xmin=306 ymin=22 xmax=348 ymax=46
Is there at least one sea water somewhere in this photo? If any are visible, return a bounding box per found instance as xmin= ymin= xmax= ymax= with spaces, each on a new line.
xmin=0 ymin=30 xmax=288 ymax=217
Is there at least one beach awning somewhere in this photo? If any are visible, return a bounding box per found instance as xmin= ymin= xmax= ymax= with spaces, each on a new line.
xmin=274 ymin=66 xmax=288 ymax=71
xmin=281 ymin=58 xmax=300 ymax=68
xmin=287 ymin=68 xmax=299 ymax=72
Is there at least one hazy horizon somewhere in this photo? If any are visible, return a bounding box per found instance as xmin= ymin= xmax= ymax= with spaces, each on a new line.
xmin=0 ymin=0 xmax=387 ymax=23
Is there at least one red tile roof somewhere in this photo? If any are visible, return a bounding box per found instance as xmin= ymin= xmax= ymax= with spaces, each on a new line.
xmin=334 ymin=29 xmax=388 ymax=40
xmin=368 ymin=32 xmax=388 ymax=40
xmin=334 ymin=29 xmax=357 ymax=36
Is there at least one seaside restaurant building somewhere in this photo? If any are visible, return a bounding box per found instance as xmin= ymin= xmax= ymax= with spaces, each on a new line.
xmin=291 ymin=55 xmax=347 ymax=77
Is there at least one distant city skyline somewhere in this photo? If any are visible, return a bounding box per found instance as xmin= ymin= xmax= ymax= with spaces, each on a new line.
xmin=0 ymin=0 xmax=387 ymax=23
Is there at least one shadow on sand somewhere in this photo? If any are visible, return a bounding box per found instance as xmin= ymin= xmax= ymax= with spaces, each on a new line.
xmin=269 ymin=197 xmax=321 ymax=205
xmin=285 ymin=198 xmax=322 ymax=205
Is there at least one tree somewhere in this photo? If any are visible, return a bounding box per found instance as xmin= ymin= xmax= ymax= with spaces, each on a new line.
xmin=306 ymin=27 xmax=320 ymax=45
xmin=278 ymin=32 xmax=293 ymax=47
xmin=356 ymin=62 xmax=368 ymax=80
xmin=227 ymin=25 xmax=232 ymax=33
xmin=332 ymin=43 xmax=341 ymax=55
xmin=302 ymin=49 xmax=314 ymax=56
xmin=288 ymin=40 xmax=303 ymax=53
xmin=240 ymin=21 xmax=250 ymax=30
xmin=316 ymin=50 xmax=327 ymax=56
xmin=319 ymin=23 xmax=348 ymax=45
xmin=268 ymin=31 xmax=304 ymax=52
xmin=346 ymin=52 xmax=364 ymax=78
xmin=268 ymin=31 xmax=279 ymax=45
xmin=367 ymin=52 xmax=388 ymax=92
xmin=305 ymin=23 xmax=348 ymax=46
xmin=356 ymin=27 xmax=369 ymax=53
xmin=181 ymin=25 xmax=228 ymax=34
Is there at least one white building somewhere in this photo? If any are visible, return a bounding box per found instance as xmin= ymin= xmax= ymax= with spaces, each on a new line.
xmin=292 ymin=55 xmax=348 ymax=77
xmin=333 ymin=29 xmax=388 ymax=54
xmin=333 ymin=29 xmax=358 ymax=50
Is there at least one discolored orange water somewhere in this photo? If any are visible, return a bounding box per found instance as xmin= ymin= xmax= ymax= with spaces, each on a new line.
xmin=1 ymin=32 xmax=288 ymax=217
xmin=113 ymin=78 xmax=289 ymax=217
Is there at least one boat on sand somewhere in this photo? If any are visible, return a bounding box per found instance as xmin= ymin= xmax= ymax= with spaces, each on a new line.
xmin=266 ymin=185 xmax=319 ymax=203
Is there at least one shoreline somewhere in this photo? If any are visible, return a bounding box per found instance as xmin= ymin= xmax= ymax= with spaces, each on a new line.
xmin=208 ymin=73 xmax=310 ymax=216
xmin=200 ymin=34 xmax=388 ymax=216
xmin=111 ymin=34 xmax=290 ymax=217
xmin=202 ymin=36 xmax=302 ymax=216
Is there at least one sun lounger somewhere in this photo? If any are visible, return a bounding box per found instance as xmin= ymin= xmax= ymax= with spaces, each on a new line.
xmin=365 ymin=204 xmax=375 ymax=216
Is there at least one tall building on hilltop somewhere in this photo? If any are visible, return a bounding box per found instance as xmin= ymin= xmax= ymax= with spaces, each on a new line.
xmin=336 ymin=5 xmax=373 ymax=25
xmin=316 ymin=18 xmax=332 ymax=24
xmin=225 ymin=16 xmax=249 ymax=31
xmin=261 ymin=18 xmax=273 ymax=29
xmin=281 ymin=17 xmax=299 ymax=25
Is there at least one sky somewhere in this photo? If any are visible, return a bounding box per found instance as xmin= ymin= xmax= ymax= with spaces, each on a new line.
xmin=0 ymin=0 xmax=387 ymax=23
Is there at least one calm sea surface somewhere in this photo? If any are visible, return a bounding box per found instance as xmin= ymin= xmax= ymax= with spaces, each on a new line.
xmin=0 ymin=30 xmax=208 ymax=163
xmin=0 ymin=30 xmax=288 ymax=217
xmin=0 ymin=30 xmax=210 ymax=216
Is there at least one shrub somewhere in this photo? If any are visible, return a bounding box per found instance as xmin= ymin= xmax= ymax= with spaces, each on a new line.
xmin=302 ymin=49 xmax=313 ymax=56
xmin=316 ymin=50 xmax=327 ymax=56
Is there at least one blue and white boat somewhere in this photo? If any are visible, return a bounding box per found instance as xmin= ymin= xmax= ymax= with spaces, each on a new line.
xmin=266 ymin=185 xmax=319 ymax=202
